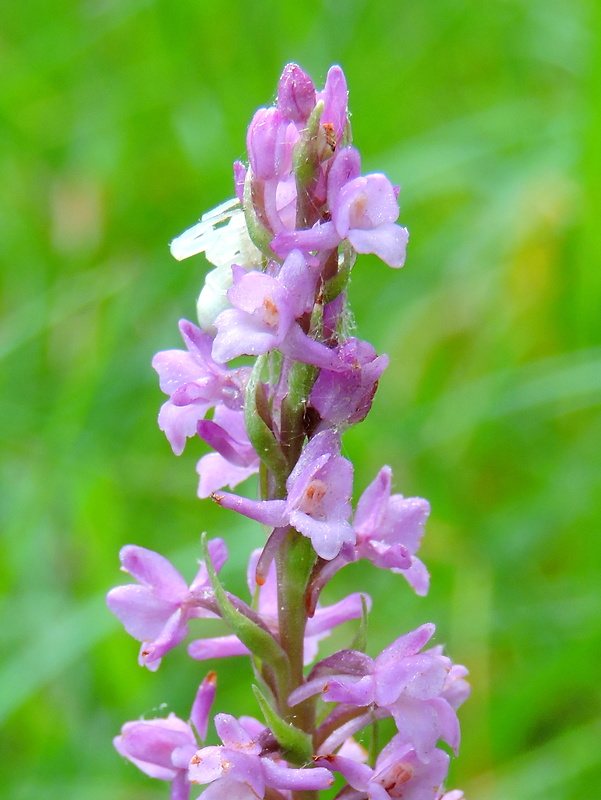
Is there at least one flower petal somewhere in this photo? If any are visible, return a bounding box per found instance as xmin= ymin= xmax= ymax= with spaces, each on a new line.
xmin=347 ymin=222 xmax=408 ymax=268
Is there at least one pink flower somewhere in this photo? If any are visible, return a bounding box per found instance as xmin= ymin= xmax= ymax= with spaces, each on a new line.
xmin=316 ymin=65 xmax=349 ymax=142
xmin=114 ymin=672 xmax=217 ymax=800
xmin=310 ymin=337 xmax=389 ymax=430
xmin=332 ymin=172 xmax=408 ymax=267
xmin=213 ymin=430 xmax=354 ymax=560
xmin=152 ymin=319 xmax=250 ymax=455
xmin=106 ymin=540 xmax=227 ymax=670
xmin=316 ymin=736 xmax=451 ymax=800
xmin=289 ymin=624 xmax=463 ymax=762
xmin=188 ymin=714 xmax=333 ymax=799
xmin=211 ymin=251 xmax=344 ymax=372
xmin=195 ymin=406 xmax=260 ymax=498
xmin=271 ymin=146 xmax=408 ymax=268
xmin=354 ymin=466 xmax=430 ymax=595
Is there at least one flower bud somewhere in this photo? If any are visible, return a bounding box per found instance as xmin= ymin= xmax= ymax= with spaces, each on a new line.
xmin=113 ymin=715 xmax=197 ymax=780
xmin=277 ymin=62 xmax=316 ymax=123
xmin=318 ymin=65 xmax=349 ymax=141
xmin=246 ymin=107 xmax=298 ymax=180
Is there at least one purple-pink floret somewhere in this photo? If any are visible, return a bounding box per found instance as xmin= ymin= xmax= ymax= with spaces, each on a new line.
xmin=211 ymin=251 xmax=344 ymax=372
xmin=106 ymin=539 xmax=227 ymax=670
xmin=212 ymin=250 xmax=314 ymax=361
xmin=196 ymin=406 xmax=259 ymax=498
xmin=316 ymin=64 xmax=349 ymax=141
xmin=188 ymin=713 xmax=333 ymax=799
xmin=271 ymin=144 xmax=408 ymax=268
xmin=289 ymin=623 xmax=465 ymax=762
xmin=316 ymin=734 xmax=449 ymax=800
xmin=353 ymin=466 xmax=430 ymax=595
xmin=332 ymin=172 xmax=409 ymax=267
xmin=152 ymin=319 xmax=250 ymax=455
xmin=213 ymin=430 xmax=354 ymax=560
xmin=316 ymin=736 xmax=451 ymax=800
xmin=114 ymin=672 xmax=217 ymax=800
xmin=310 ymin=337 xmax=389 ymax=429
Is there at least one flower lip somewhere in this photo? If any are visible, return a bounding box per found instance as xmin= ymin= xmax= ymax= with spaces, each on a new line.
xmin=332 ymin=174 xmax=400 ymax=238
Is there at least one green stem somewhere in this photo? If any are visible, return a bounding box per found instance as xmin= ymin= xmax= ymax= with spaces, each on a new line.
xmin=276 ymin=529 xmax=317 ymax=733
xmin=293 ymin=100 xmax=324 ymax=230
xmin=245 ymin=355 xmax=289 ymax=496
xmin=280 ymin=360 xmax=318 ymax=468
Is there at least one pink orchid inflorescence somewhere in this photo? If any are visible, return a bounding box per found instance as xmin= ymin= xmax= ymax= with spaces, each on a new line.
xmin=109 ymin=63 xmax=469 ymax=800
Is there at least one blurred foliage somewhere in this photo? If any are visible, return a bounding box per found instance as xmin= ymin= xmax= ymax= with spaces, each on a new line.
xmin=1 ymin=0 xmax=600 ymax=798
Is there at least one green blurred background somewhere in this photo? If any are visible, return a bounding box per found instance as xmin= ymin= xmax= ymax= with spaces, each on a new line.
xmin=1 ymin=0 xmax=600 ymax=798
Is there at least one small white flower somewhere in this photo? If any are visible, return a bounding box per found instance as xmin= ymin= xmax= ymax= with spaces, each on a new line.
xmin=170 ymin=198 xmax=261 ymax=269
xmin=196 ymin=265 xmax=234 ymax=332
xmin=170 ymin=198 xmax=263 ymax=332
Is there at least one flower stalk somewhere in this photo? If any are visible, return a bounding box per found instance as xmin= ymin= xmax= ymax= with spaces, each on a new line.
xmin=108 ymin=63 xmax=469 ymax=800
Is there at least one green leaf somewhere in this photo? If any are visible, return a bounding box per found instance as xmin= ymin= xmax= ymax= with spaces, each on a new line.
xmin=292 ymin=99 xmax=324 ymax=186
xmin=244 ymin=355 xmax=289 ymax=485
xmin=252 ymin=683 xmax=313 ymax=765
xmin=280 ymin=361 xmax=317 ymax=466
xmin=349 ymin=594 xmax=370 ymax=653
xmin=201 ymin=534 xmax=290 ymax=682
xmin=322 ymin=242 xmax=355 ymax=305
xmin=242 ymin=169 xmax=276 ymax=259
